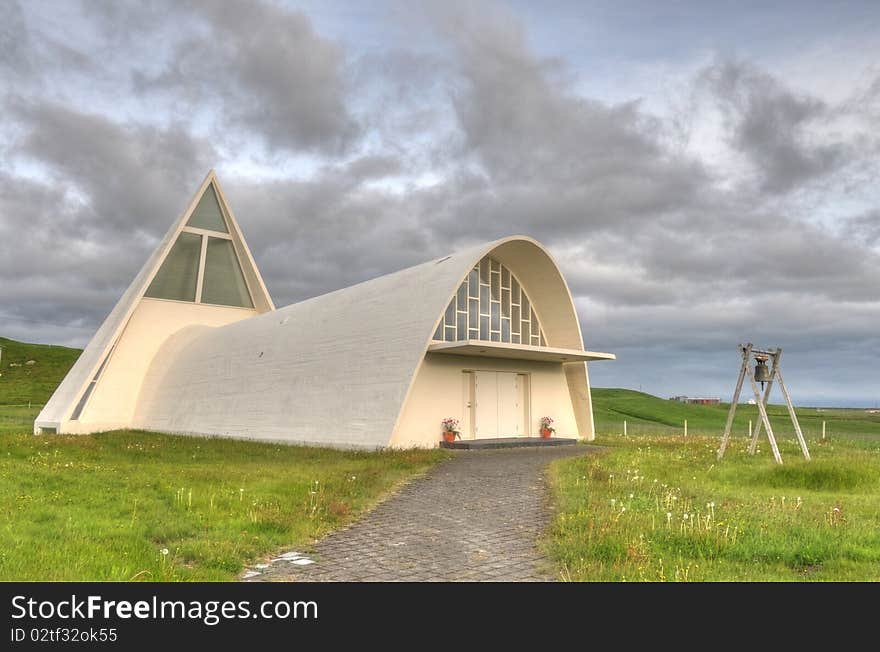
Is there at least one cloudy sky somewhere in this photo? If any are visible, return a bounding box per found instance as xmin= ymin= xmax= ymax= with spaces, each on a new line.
xmin=2 ymin=0 xmax=879 ymax=406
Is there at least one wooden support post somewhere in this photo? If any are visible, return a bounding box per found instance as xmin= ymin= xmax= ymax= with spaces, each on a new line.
xmin=749 ymin=351 xmax=779 ymax=454
xmin=720 ymin=343 xmax=807 ymax=465
xmin=684 ymin=420 xmax=688 ymax=437
xmin=775 ymin=364 xmax=810 ymax=461
xmin=747 ymin=362 xmax=783 ymax=464
xmin=623 ymin=420 xmax=627 ymax=437
xmin=822 ymin=421 xmax=826 ymax=440
xmin=718 ymin=344 xmax=750 ymax=460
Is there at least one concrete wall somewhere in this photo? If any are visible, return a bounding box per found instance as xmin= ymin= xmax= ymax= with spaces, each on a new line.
xmin=130 ymin=255 xmax=471 ymax=449
xmin=63 ymin=299 xmax=256 ymax=434
xmin=565 ymin=361 xmax=596 ymax=441
xmin=390 ymin=353 xmax=579 ymax=448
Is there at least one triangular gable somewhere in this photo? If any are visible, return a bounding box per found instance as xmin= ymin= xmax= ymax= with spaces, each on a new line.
xmin=35 ymin=170 xmax=274 ymax=432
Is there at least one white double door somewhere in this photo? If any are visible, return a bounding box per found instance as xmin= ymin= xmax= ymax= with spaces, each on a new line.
xmin=473 ymin=371 xmax=526 ymax=438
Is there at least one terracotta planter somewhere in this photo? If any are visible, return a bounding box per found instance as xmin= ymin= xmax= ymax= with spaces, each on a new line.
xmin=540 ymin=428 xmax=552 ymax=439
xmin=442 ymin=431 xmax=457 ymax=443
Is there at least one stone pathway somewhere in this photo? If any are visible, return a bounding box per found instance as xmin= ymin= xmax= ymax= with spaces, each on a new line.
xmin=245 ymin=445 xmax=596 ymax=582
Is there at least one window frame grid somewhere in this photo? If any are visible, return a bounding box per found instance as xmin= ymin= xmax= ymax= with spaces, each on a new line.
xmin=434 ymin=257 xmax=547 ymax=347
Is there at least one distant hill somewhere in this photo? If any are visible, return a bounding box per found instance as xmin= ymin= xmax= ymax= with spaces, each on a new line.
xmin=592 ymin=387 xmax=733 ymax=432
xmin=0 ymin=337 xmax=81 ymax=405
xmin=591 ymin=387 xmax=880 ymax=438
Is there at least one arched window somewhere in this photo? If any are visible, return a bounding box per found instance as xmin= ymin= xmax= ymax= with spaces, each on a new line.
xmin=433 ymin=257 xmax=547 ymax=346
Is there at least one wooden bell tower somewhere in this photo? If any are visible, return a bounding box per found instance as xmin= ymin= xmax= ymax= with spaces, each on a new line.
xmin=717 ymin=343 xmax=810 ymax=464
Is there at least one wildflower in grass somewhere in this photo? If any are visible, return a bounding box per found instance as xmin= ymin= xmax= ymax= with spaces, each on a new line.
xmin=160 ymin=548 xmax=169 ymax=556
xmin=628 ymin=493 xmax=634 ymax=499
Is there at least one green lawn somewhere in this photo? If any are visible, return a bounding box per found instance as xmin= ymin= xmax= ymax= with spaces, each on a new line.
xmin=546 ymin=388 xmax=880 ymax=581
xmin=4 ymin=333 xmax=879 ymax=583
xmin=0 ymin=337 xmax=450 ymax=581
xmin=0 ymin=406 xmax=447 ymax=581
xmin=545 ymin=435 xmax=880 ymax=581
xmin=0 ymin=336 xmax=80 ymax=405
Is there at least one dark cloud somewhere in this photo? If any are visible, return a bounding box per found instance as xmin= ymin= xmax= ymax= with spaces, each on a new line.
xmin=438 ymin=5 xmax=708 ymax=235
xmin=221 ymin=170 xmax=434 ymax=304
xmin=0 ymin=170 xmax=136 ymax=345
xmin=0 ymin=0 xmax=30 ymax=80
xmin=12 ymin=100 xmax=215 ymax=238
xmin=1 ymin=0 xmax=97 ymax=90
xmin=0 ymin=100 xmax=215 ymax=347
xmin=125 ymin=0 xmax=358 ymax=153
xmin=699 ymin=59 xmax=849 ymax=194
xmin=844 ymin=209 xmax=880 ymax=246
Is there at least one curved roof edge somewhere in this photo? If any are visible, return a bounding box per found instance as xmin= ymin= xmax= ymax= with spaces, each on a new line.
xmin=388 ymin=235 xmax=588 ymax=442
xmin=134 ymin=236 xmax=591 ymax=448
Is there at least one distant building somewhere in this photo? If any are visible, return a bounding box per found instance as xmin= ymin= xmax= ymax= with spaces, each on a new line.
xmin=670 ymin=396 xmax=721 ymax=406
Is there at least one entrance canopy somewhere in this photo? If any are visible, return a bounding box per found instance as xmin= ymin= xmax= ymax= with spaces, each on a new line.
xmin=427 ymin=340 xmax=615 ymax=363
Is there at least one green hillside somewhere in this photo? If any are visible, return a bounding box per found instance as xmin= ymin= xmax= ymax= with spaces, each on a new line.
xmin=591 ymin=387 xmax=880 ymax=440
xmin=0 ymin=337 xmax=81 ymax=405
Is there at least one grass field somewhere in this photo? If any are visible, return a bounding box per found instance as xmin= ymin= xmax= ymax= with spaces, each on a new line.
xmin=0 ymin=338 xmax=451 ymax=581
xmin=0 ymin=406 xmax=446 ymax=581
xmin=546 ymin=389 xmax=880 ymax=581
xmin=0 ymin=336 xmax=80 ymax=405
xmin=2 ymin=336 xmax=879 ymax=581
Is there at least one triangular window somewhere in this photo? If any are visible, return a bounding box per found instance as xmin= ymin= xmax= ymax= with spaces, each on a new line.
xmin=144 ymin=231 xmax=201 ymax=302
xmin=201 ymin=237 xmax=254 ymax=308
xmin=186 ymin=184 xmax=228 ymax=233
xmin=144 ymin=183 xmax=255 ymax=307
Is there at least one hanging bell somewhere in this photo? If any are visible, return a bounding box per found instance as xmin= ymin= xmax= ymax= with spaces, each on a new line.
xmin=754 ymin=358 xmax=771 ymax=384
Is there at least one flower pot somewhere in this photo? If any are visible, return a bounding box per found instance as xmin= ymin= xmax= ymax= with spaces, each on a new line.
xmin=540 ymin=428 xmax=552 ymax=439
xmin=442 ymin=431 xmax=457 ymax=443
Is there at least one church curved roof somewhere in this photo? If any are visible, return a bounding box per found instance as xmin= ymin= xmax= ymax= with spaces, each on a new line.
xmin=132 ymin=236 xmax=590 ymax=447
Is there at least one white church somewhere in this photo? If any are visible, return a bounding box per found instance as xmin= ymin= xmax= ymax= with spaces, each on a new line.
xmin=35 ymin=172 xmax=614 ymax=448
